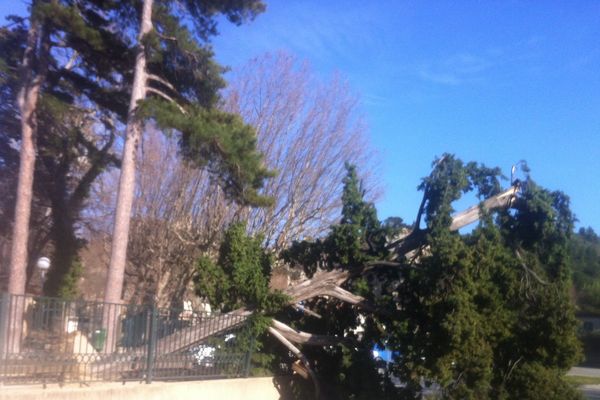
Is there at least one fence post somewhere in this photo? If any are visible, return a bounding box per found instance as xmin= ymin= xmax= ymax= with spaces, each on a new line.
xmin=145 ymin=303 xmax=158 ymax=384
xmin=0 ymin=293 xmax=8 ymax=356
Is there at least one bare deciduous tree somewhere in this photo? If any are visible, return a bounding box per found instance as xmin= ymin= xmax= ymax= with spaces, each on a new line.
xmin=120 ymin=54 xmax=374 ymax=304
xmin=126 ymin=130 xmax=232 ymax=306
xmin=86 ymin=53 xmax=378 ymax=307
xmin=224 ymin=52 xmax=379 ymax=251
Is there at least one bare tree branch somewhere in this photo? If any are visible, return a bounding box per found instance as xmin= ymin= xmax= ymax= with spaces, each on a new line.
xmin=514 ymin=248 xmax=548 ymax=285
xmin=147 ymin=73 xmax=178 ymax=94
xmin=388 ymin=185 xmax=520 ymax=255
xmin=293 ymin=303 xmax=322 ymax=319
xmin=272 ymin=319 xmax=343 ymax=346
xmin=146 ymin=87 xmax=186 ymax=114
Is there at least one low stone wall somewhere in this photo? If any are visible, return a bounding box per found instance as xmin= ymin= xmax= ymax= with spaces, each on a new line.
xmin=0 ymin=377 xmax=282 ymax=400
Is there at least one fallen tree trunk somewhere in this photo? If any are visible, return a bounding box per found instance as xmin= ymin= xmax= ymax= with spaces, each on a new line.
xmin=132 ymin=184 xmax=521 ymax=355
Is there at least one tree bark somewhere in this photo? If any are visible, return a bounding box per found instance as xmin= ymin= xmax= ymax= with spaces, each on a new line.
xmin=8 ymin=10 xmax=48 ymax=296
xmin=268 ymin=326 xmax=321 ymax=399
xmin=103 ymin=0 xmax=153 ymax=351
xmin=6 ymin=6 xmax=50 ymax=354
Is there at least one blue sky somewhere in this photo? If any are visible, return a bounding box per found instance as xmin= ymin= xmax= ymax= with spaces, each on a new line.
xmin=2 ymin=1 xmax=599 ymax=230
xmin=211 ymin=0 xmax=600 ymax=230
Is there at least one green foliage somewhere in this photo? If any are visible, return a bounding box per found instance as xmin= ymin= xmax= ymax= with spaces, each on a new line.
xmin=194 ymin=222 xmax=287 ymax=313
xmin=391 ymin=156 xmax=581 ymax=399
xmin=0 ymin=1 xmax=132 ymax=297
xmin=139 ymin=99 xmax=274 ymax=207
xmin=283 ymin=156 xmax=581 ymax=399
xmin=54 ymin=258 xmax=83 ymax=300
xmin=283 ymin=163 xmax=389 ymax=275
xmin=570 ymin=227 xmax=600 ymax=313
xmin=501 ymin=363 xmax=583 ymax=400
xmin=579 ymin=281 xmax=600 ymax=312
xmin=194 ymin=222 xmax=288 ymax=375
xmin=137 ymin=0 xmax=274 ymax=207
xmin=282 ymin=164 xmax=397 ymax=399
xmin=1 ymin=0 xmax=268 ymax=296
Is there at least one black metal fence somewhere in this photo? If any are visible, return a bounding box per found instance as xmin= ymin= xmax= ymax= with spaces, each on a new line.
xmin=0 ymin=293 xmax=252 ymax=386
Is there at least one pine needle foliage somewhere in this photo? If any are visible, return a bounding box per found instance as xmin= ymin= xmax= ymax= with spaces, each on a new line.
xmin=284 ymin=156 xmax=582 ymax=399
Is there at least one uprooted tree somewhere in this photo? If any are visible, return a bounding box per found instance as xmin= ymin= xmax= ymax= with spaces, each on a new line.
xmin=194 ymin=155 xmax=581 ymax=400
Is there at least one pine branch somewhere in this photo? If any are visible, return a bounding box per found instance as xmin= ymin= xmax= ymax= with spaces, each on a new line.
xmin=146 ymin=86 xmax=187 ymax=114
xmin=147 ymin=73 xmax=178 ymax=94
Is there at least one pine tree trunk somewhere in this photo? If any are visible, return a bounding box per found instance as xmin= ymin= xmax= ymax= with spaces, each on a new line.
xmin=5 ymin=9 xmax=49 ymax=354
xmin=103 ymin=0 xmax=153 ymax=352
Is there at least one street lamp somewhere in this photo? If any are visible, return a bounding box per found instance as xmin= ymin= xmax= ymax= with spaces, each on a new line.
xmin=36 ymin=257 xmax=51 ymax=284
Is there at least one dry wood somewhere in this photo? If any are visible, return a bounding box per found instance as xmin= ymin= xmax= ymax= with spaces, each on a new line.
xmin=388 ymin=185 xmax=519 ymax=255
xmin=272 ymin=319 xmax=343 ymax=346
xmin=140 ymin=184 xmax=521 ymax=355
xmin=293 ymin=304 xmax=322 ymax=319
xmin=449 ymin=185 xmax=518 ymax=231
xmin=268 ymin=326 xmax=320 ymax=399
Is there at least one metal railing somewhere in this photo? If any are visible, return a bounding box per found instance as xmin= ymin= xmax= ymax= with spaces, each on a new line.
xmin=0 ymin=293 xmax=252 ymax=386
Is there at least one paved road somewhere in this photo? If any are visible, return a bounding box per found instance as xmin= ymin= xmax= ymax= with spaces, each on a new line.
xmin=582 ymin=385 xmax=600 ymax=400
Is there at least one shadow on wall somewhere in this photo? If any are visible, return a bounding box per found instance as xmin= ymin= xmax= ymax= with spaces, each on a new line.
xmin=272 ymin=376 xmax=313 ymax=400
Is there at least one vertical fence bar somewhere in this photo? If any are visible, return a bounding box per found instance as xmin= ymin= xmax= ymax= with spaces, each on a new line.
xmin=0 ymin=292 xmax=8 ymax=383
xmin=146 ymin=303 xmax=157 ymax=384
xmin=0 ymin=292 xmax=9 ymax=356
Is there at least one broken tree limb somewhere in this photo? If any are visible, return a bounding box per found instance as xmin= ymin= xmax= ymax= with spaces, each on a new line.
xmin=294 ymin=304 xmax=322 ymax=319
xmin=272 ymin=319 xmax=344 ymax=346
xmin=449 ymin=185 xmax=519 ymax=231
xmin=388 ymin=184 xmax=520 ymax=256
xmin=323 ymin=285 xmax=370 ymax=308
xmin=120 ymin=185 xmax=522 ymax=360
xmin=284 ymin=269 xmax=351 ymax=303
xmin=268 ymin=326 xmax=321 ymax=399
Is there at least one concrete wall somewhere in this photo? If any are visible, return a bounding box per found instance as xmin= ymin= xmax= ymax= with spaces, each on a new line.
xmin=0 ymin=377 xmax=282 ymax=400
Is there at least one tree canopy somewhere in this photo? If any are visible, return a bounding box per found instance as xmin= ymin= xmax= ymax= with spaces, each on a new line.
xmin=272 ymin=156 xmax=582 ymax=399
xmin=1 ymin=0 xmax=271 ymax=298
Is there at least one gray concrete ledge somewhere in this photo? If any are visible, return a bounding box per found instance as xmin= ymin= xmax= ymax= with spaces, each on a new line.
xmin=0 ymin=378 xmax=281 ymax=400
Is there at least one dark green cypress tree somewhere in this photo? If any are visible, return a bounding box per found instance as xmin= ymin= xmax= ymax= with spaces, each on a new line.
xmin=391 ymin=156 xmax=581 ymax=399
xmin=283 ymin=156 xmax=581 ymax=400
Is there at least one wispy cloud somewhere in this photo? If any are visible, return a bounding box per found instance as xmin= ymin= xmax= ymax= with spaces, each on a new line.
xmin=417 ymin=52 xmax=492 ymax=86
xmin=362 ymin=93 xmax=390 ymax=106
xmin=417 ymin=70 xmax=462 ymax=86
